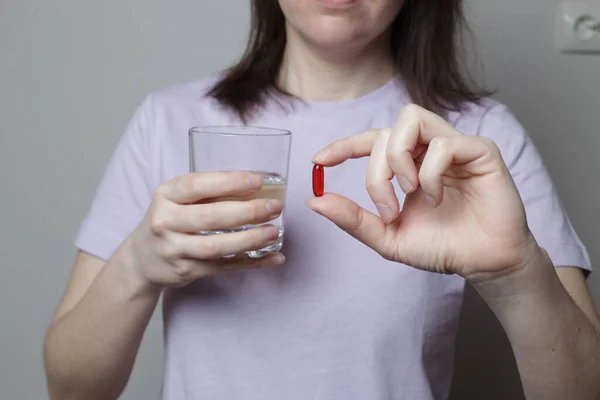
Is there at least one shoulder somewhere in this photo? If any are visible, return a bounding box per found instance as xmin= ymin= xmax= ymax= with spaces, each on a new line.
xmin=118 ymin=74 xmax=230 ymax=145
xmin=131 ymin=74 xmax=240 ymax=135
xmin=450 ymin=98 xmax=535 ymax=167
xmin=144 ymin=75 xmax=224 ymax=113
xmin=449 ymin=98 xmax=523 ymax=137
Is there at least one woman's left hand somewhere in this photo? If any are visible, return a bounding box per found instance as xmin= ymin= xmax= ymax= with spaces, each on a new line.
xmin=307 ymin=105 xmax=542 ymax=281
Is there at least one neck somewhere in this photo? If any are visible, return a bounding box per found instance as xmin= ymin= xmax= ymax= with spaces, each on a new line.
xmin=278 ymin=28 xmax=397 ymax=102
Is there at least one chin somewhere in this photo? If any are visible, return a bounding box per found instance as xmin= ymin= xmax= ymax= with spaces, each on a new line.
xmin=279 ymin=0 xmax=404 ymax=53
xmin=302 ymin=18 xmax=370 ymax=50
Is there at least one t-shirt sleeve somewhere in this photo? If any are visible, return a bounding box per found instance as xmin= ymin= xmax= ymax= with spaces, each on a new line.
xmin=75 ymin=96 xmax=155 ymax=261
xmin=476 ymin=103 xmax=592 ymax=273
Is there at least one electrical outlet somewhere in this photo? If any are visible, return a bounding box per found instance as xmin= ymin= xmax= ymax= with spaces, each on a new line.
xmin=557 ymin=2 xmax=600 ymax=53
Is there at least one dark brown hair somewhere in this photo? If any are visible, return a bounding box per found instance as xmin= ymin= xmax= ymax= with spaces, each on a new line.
xmin=209 ymin=0 xmax=489 ymax=122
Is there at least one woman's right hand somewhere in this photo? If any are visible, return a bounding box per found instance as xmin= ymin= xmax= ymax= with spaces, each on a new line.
xmin=117 ymin=171 xmax=285 ymax=289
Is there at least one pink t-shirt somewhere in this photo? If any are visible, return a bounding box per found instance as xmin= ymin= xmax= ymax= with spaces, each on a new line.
xmin=76 ymin=76 xmax=591 ymax=400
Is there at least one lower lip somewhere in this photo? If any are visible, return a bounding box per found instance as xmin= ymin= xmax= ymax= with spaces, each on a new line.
xmin=316 ymin=0 xmax=359 ymax=9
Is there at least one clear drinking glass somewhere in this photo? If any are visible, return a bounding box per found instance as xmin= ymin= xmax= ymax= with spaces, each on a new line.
xmin=189 ymin=126 xmax=292 ymax=258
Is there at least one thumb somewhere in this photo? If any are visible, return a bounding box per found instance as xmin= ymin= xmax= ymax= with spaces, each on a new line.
xmin=307 ymin=193 xmax=388 ymax=255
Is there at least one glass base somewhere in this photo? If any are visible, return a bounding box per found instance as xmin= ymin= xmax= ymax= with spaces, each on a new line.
xmin=197 ymin=227 xmax=283 ymax=259
xmin=247 ymin=235 xmax=283 ymax=258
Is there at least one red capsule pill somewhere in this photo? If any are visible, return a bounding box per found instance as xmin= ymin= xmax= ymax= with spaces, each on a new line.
xmin=312 ymin=164 xmax=324 ymax=197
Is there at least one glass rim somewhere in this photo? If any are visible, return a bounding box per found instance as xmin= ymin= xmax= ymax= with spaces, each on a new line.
xmin=189 ymin=125 xmax=291 ymax=137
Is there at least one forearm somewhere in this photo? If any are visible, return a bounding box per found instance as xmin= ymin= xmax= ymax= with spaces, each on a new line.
xmin=44 ymin=253 xmax=161 ymax=400
xmin=473 ymin=248 xmax=600 ymax=400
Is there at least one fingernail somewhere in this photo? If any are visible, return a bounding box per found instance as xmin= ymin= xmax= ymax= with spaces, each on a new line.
xmin=376 ymin=203 xmax=395 ymax=223
xmin=397 ymin=175 xmax=413 ymax=194
xmin=263 ymin=225 xmax=280 ymax=239
xmin=425 ymin=194 xmax=437 ymax=207
xmin=265 ymin=200 xmax=282 ymax=214
xmin=313 ymin=149 xmax=329 ymax=162
xmin=272 ymin=253 xmax=285 ymax=265
xmin=247 ymin=174 xmax=263 ymax=188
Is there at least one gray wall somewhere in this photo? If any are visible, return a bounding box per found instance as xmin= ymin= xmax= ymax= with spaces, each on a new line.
xmin=0 ymin=1 xmax=597 ymax=399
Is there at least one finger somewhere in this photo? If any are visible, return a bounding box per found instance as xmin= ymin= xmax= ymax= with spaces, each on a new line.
xmin=418 ymin=135 xmax=503 ymax=206
xmin=173 ymin=252 xmax=285 ymax=282
xmin=157 ymin=171 xmax=264 ymax=204
xmin=199 ymin=199 xmax=283 ymax=231
xmin=307 ymin=193 xmax=390 ymax=256
xmin=386 ymin=105 xmax=461 ymax=192
xmin=312 ymin=129 xmax=379 ymax=166
xmin=176 ymin=225 xmax=281 ymax=260
xmin=417 ymin=138 xmax=454 ymax=206
xmin=365 ymin=129 xmax=400 ymax=223
xmin=161 ymin=199 xmax=283 ymax=233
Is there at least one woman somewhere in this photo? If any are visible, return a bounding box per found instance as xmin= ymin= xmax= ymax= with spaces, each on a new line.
xmin=44 ymin=1 xmax=600 ymax=399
